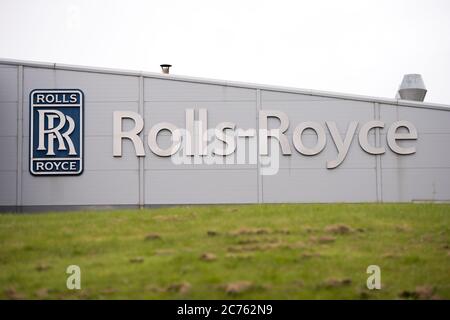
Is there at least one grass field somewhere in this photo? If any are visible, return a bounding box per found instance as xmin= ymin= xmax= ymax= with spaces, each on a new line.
xmin=0 ymin=203 xmax=449 ymax=300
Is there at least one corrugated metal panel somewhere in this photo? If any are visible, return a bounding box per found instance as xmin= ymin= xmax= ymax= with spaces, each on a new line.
xmin=0 ymin=64 xmax=18 ymax=205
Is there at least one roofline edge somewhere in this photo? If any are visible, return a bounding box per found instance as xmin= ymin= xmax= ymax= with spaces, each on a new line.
xmin=1 ymin=57 xmax=449 ymax=111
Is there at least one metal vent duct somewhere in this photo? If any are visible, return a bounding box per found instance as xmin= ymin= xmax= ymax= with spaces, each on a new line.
xmin=397 ymin=74 xmax=427 ymax=102
xmin=160 ymin=64 xmax=172 ymax=74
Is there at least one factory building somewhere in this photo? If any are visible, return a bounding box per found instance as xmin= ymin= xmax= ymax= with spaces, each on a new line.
xmin=1 ymin=59 xmax=449 ymax=211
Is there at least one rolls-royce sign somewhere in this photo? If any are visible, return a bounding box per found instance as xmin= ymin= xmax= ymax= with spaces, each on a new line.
xmin=28 ymin=89 xmax=418 ymax=177
xmin=29 ymin=89 xmax=84 ymax=176
xmin=113 ymin=109 xmax=418 ymax=172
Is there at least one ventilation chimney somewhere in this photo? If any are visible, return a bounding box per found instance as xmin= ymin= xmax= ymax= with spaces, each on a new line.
xmin=160 ymin=64 xmax=172 ymax=74
xmin=397 ymin=74 xmax=427 ymax=102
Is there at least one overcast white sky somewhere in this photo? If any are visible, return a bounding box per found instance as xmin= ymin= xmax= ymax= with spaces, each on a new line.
xmin=1 ymin=0 xmax=449 ymax=103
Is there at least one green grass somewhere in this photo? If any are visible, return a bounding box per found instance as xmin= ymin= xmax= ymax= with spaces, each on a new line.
xmin=0 ymin=203 xmax=449 ymax=299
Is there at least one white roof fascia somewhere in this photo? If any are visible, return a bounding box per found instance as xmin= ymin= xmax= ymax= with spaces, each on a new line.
xmin=1 ymin=58 xmax=449 ymax=111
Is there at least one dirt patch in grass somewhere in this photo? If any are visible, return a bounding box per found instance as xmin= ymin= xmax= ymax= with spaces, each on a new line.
xmin=274 ymin=229 xmax=291 ymax=235
xmin=99 ymin=288 xmax=118 ymax=295
xmin=322 ymin=278 xmax=352 ymax=288
xmin=358 ymin=289 xmax=371 ymax=299
xmin=230 ymin=228 xmax=292 ymax=236
xmin=382 ymin=252 xmax=400 ymax=259
xmin=399 ymin=285 xmax=440 ymax=300
xmin=324 ymin=224 xmax=353 ymax=235
xmin=395 ymin=224 xmax=411 ymax=232
xmin=299 ymin=252 xmax=322 ymax=259
xmin=230 ymin=227 xmax=271 ymax=236
xmin=420 ymin=234 xmax=435 ymax=242
xmin=35 ymin=263 xmax=51 ymax=272
xmin=236 ymin=237 xmax=280 ymax=245
xmin=129 ymin=257 xmax=144 ymax=263
xmin=228 ymin=244 xmax=261 ymax=253
xmin=303 ymin=226 xmax=319 ymax=233
xmin=4 ymin=287 xmax=26 ymax=300
xmin=225 ymin=253 xmax=254 ymax=259
xmin=35 ymin=288 xmax=49 ymax=298
xmin=200 ymin=252 xmax=217 ymax=262
xmin=236 ymin=238 xmax=261 ymax=245
xmin=224 ymin=281 xmax=253 ymax=295
xmin=228 ymin=240 xmax=304 ymax=253
xmin=145 ymin=284 xmax=167 ymax=293
xmin=167 ymin=282 xmax=191 ymax=295
xmin=144 ymin=233 xmax=161 ymax=241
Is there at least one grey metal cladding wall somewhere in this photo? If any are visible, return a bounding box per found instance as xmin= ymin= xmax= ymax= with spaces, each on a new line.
xmin=143 ymin=78 xmax=258 ymax=204
xmin=0 ymin=64 xmax=18 ymax=205
xmin=380 ymin=104 xmax=450 ymax=202
xmin=261 ymin=91 xmax=378 ymax=203
xmin=21 ymin=67 xmax=140 ymax=205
